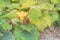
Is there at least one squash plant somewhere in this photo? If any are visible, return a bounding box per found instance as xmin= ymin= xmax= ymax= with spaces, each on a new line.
xmin=0 ymin=0 xmax=59 ymax=40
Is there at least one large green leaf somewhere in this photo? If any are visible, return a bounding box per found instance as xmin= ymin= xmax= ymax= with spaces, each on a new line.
xmin=0 ymin=32 xmax=15 ymax=40
xmin=29 ymin=6 xmax=42 ymax=24
xmin=35 ymin=13 xmax=52 ymax=31
xmin=14 ymin=27 xmax=40 ymax=40
xmin=20 ymin=24 xmax=35 ymax=32
xmin=29 ymin=7 xmax=52 ymax=31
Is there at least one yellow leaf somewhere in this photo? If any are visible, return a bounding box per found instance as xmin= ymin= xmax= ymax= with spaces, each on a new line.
xmin=34 ymin=13 xmax=52 ymax=31
xmin=43 ymin=14 xmax=52 ymax=27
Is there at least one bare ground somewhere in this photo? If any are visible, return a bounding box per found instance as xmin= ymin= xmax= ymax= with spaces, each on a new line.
xmin=40 ymin=26 xmax=60 ymax=40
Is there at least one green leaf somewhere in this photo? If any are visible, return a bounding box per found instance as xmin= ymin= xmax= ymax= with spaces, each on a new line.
xmin=7 ymin=4 xmax=20 ymax=9
xmin=0 ymin=7 xmax=10 ymax=17
xmin=0 ymin=26 xmax=4 ymax=33
xmin=4 ymin=0 xmax=10 ymax=5
xmin=36 ymin=13 xmax=52 ymax=31
xmin=0 ymin=19 xmax=5 ymax=25
xmin=56 ymin=0 xmax=60 ymax=10
xmin=14 ymin=27 xmax=40 ymax=40
xmin=51 ymin=0 xmax=58 ymax=4
xmin=19 ymin=0 xmax=26 ymax=5
xmin=11 ymin=0 xmax=19 ymax=3
xmin=0 ymin=19 xmax=5 ymax=32
xmin=56 ymin=4 xmax=60 ymax=10
xmin=1 ymin=22 xmax=12 ymax=31
xmin=29 ymin=6 xmax=42 ymax=24
xmin=51 ymin=12 xmax=59 ymax=23
xmin=0 ymin=32 xmax=15 ymax=40
xmin=29 ymin=7 xmax=52 ymax=31
xmin=37 ymin=0 xmax=49 ymax=5
xmin=1 ymin=10 xmax=18 ymax=19
xmin=21 ymin=0 xmax=36 ymax=9
xmin=40 ymin=3 xmax=54 ymax=10
xmin=20 ymin=24 xmax=35 ymax=32
xmin=0 ymin=0 xmax=5 ymax=11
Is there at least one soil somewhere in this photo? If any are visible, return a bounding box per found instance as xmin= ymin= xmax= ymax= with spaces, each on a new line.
xmin=40 ymin=25 xmax=60 ymax=40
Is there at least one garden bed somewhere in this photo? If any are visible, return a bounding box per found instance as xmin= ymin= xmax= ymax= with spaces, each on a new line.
xmin=40 ymin=26 xmax=60 ymax=40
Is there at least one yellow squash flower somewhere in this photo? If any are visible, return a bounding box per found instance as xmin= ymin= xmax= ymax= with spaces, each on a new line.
xmin=17 ymin=11 xmax=28 ymax=20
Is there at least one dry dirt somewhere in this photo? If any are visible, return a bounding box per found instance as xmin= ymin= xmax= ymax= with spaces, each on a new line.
xmin=40 ymin=26 xmax=60 ymax=40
